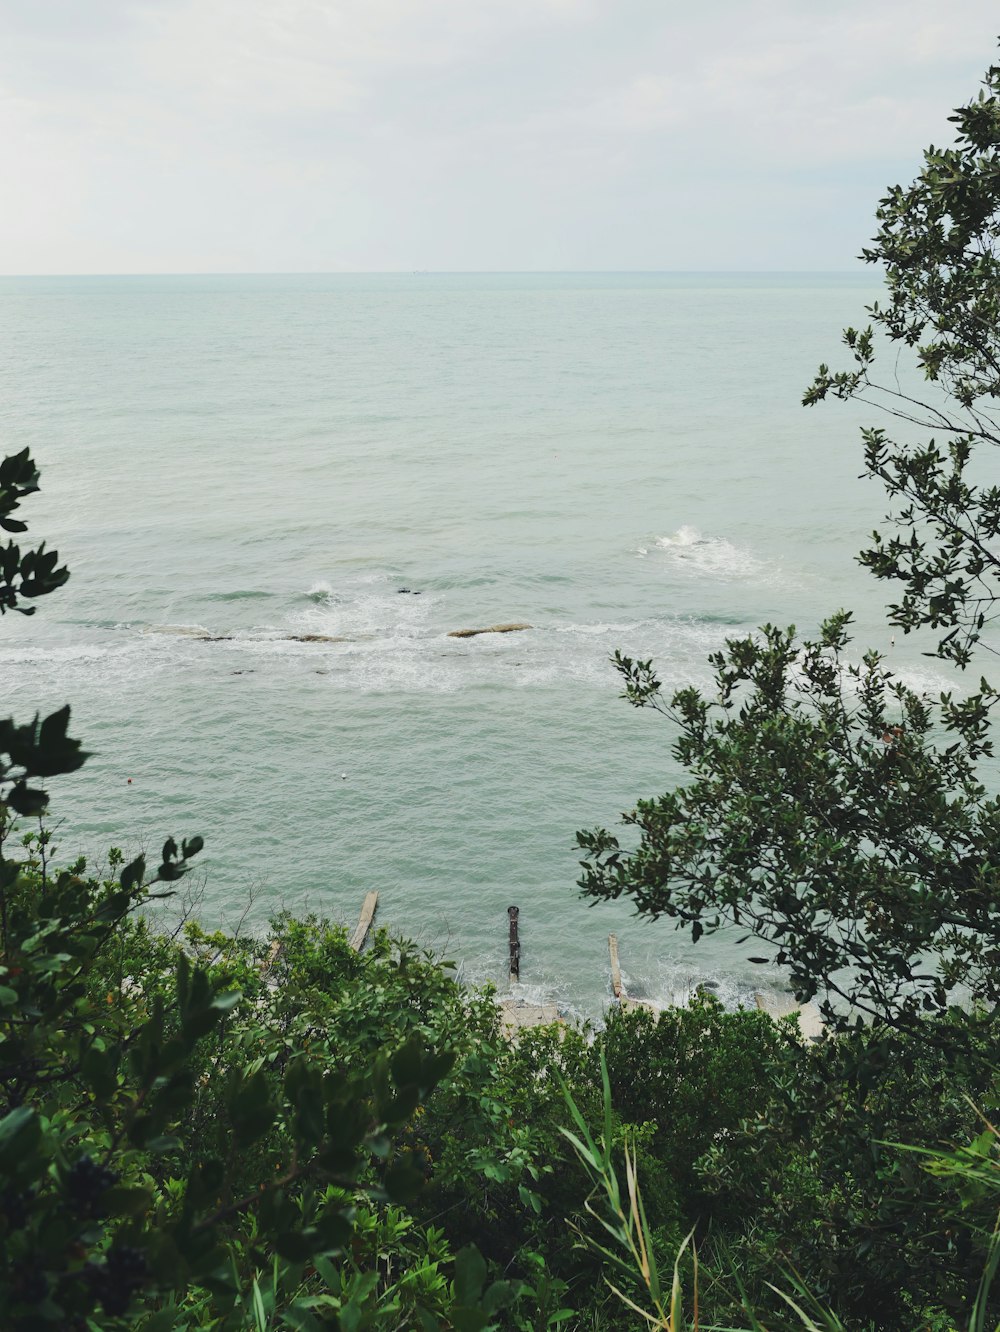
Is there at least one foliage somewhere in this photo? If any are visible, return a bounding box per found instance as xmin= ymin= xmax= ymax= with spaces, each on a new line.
xmin=577 ymin=614 xmax=1000 ymax=1045
xmin=0 ymin=842 xmax=478 ymax=1327
xmin=16 ymin=56 xmax=1000 ymax=1330
xmin=696 ymin=1020 xmax=1000 ymax=1328
xmin=596 ymin=991 xmax=788 ymax=1213
xmin=558 ymin=1030 xmax=1000 ymax=1331
xmin=804 ymin=58 xmax=1000 ymax=670
xmin=560 ymin=1055 xmax=698 ymax=1331
xmin=0 ymin=452 xmax=499 ymax=1330
xmin=0 ymin=447 xmax=69 ymax=621
xmin=576 ymin=52 xmax=1000 ymax=1325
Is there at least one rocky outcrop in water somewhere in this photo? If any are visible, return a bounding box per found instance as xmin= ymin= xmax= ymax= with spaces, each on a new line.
xmin=200 ymin=633 xmax=351 ymax=643
xmin=447 ymin=623 xmax=532 ymax=639
xmin=143 ymin=627 xmax=352 ymax=643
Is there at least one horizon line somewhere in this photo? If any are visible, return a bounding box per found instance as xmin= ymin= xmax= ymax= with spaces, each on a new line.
xmin=0 ymin=266 xmax=873 ymax=279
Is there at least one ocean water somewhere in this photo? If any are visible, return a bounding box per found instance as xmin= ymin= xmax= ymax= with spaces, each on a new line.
xmin=0 ymin=272 xmax=959 ymax=1021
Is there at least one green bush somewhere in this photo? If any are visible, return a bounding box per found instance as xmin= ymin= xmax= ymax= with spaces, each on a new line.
xmin=0 ymin=451 xmax=520 ymax=1330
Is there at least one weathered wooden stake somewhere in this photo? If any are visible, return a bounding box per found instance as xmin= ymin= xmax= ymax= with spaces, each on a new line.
xmin=609 ymin=933 xmax=626 ymax=1000
xmin=508 ymin=905 xmax=520 ymax=985
xmin=349 ymin=891 xmax=379 ymax=952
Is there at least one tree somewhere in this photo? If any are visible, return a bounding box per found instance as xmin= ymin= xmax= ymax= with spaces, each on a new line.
xmin=804 ymin=57 xmax=1000 ymax=669
xmin=578 ymin=623 xmax=1000 ymax=1044
xmin=579 ymin=58 xmax=1000 ymax=1049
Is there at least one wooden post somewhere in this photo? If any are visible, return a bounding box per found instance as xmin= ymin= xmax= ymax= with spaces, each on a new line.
xmin=609 ymin=933 xmax=626 ymax=1000
xmin=349 ymin=891 xmax=379 ymax=952
xmin=508 ymin=905 xmax=520 ymax=985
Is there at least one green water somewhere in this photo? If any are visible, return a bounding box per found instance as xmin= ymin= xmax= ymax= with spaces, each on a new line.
xmin=0 ymin=272 xmax=951 ymax=1018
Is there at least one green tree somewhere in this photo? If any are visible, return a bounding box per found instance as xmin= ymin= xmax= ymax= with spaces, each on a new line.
xmin=578 ymin=622 xmax=1000 ymax=1044
xmin=578 ymin=58 xmax=1000 ymax=1050
xmin=804 ymin=56 xmax=1000 ymax=670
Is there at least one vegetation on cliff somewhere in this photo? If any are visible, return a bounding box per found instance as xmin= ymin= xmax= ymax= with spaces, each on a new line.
xmin=8 ymin=51 xmax=1000 ymax=1332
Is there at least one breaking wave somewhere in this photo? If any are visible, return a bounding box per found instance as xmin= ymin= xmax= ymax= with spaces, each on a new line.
xmin=645 ymin=526 xmax=765 ymax=579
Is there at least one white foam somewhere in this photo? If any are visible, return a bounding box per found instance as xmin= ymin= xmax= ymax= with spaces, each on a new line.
xmin=651 ymin=527 xmax=765 ymax=579
xmin=141 ymin=623 xmax=213 ymax=638
xmin=305 ymin=580 xmax=334 ymax=602
xmin=462 ymin=962 xmax=589 ymax=1027
xmin=658 ymin=524 xmax=703 ymax=549
xmin=294 ymin=576 xmax=436 ymax=640
xmin=783 ymin=652 xmax=970 ymax=707
xmin=638 ymin=963 xmax=757 ymax=1014
xmin=0 ymin=642 xmax=126 ymax=665
xmin=0 ymin=634 xmax=179 ymax=702
xmin=553 ymin=620 xmax=646 ymax=636
xmin=893 ymin=664 xmax=964 ymax=698
xmin=204 ymin=609 xmax=727 ymax=695
xmin=1 ymin=575 xmax=731 ymax=699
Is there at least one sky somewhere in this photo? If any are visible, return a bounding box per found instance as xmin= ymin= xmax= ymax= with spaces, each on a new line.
xmin=1 ymin=0 xmax=999 ymax=274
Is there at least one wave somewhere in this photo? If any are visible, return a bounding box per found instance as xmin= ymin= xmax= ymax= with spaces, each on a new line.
xmin=305 ymin=580 xmax=334 ymax=603
xmin=3 ymin=586 xmax=738 ymax=697
xmin=891 ymin=664 xmax=964 ymax=699
xmin=295 ymin=577 xmax=437 ymax=640
xmin=644 ymin=526 xmax=765 ymax=580
xmin=657 ymin=524 xmax=704 ymax=549
xmin=462 ymin=947 xmax=785 ymax=1026
xmin=141 ymin=623 xmax=213 ymax=638
xmin=141 ymin=624 xmax=364 ymax=646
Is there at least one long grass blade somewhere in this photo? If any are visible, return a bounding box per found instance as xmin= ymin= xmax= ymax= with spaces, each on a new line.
xmin=601 ymin=1053 xmax=614 ymax=1170
xmin=969 ymin=1207 xmax=1000 ymax=1332
xmin=605 ymin=1279 xmax=663 ymax=1327
xmin=251 ymin=1276 xmax=267 ymax=1332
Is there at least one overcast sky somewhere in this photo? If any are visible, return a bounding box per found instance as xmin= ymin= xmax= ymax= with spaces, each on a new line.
xmin=2 ymin=1 xmax=999 ymax=274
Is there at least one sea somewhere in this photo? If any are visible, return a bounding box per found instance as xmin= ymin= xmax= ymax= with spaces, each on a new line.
xmin=0 ymin=271 xmax=962 ymax=1022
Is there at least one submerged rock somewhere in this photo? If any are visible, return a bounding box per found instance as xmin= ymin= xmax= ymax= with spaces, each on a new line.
xmin=286 ymin=633 xmax=350 ymax=643
xmin=197 ymin=633 xmax=351 ymax=644
xmin=447 ymin=623 xmax=533 ymax=639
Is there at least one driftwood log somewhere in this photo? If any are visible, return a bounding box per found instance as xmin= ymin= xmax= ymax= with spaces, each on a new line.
xmin=349 ymin=892 xmax=379 ymax=951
